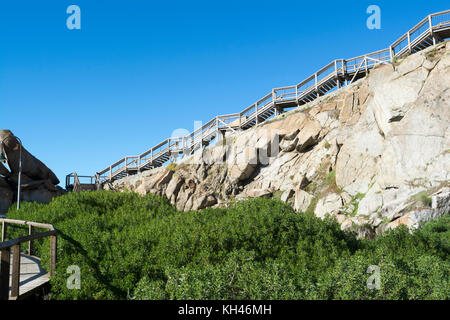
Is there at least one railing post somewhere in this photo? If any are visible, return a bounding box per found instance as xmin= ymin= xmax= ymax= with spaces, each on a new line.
xmin=295 ymin=85 xmax=299 ymax=104
xmin=428 ymin=15 xmax=436 ymax=45
xmin=315 ymin=73 xmax=319 ymax=98
xmin=11 ymin=244 xmax=20 ymax=298
xmin=28 ymin=225 xmax=34 ymax=256
xmin=0 ymin=247 xmax=10 ymax=300
xmin=95 ymin=173 xmax=100 ymax=191
xmin=334 ymin=61 xmax=340 ymax=89
xmin=389 ymin=45 xmax=394 ymax=61
xmin=50 ymin=235 xmax=57 ymax=277
xmin=109 ymin=166 xmax=112 ymax=180
xmin=1 ymin=221 xmax=6 ymax=242
xmin=255 ymin=103 xmax=259 ymax=126
xmin=407 ymin=31 xmax=411 ymax=53
xmin=272 ymin=90 xmax=278 ymax=116
xmin=342 ymin=59 xmax=347 ymax=80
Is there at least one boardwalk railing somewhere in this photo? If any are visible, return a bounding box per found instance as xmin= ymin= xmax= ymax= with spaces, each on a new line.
xmin=66 ymin=10 xmax=450 ymax=188
xmin=0 ymin=219 xmax=57 ymax=300
xmin=66 ymin=173 xmax=98 ymax=192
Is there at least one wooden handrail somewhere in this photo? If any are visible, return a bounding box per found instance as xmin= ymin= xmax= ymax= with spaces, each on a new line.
xmin=0 ymin=218 xmax=57 ymax=300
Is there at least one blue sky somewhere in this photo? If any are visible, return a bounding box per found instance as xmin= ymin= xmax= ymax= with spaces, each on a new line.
xmin=0 ymin=1 xmax=448 ymax=186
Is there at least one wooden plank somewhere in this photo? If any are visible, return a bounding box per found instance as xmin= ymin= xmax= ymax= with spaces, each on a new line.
xmin=10 ymin=244 xmax=20 ymax=298
xmin=50 ymin=235 xmax=57 ymax=276
xmin=8 ymin=254 xmax=50 ymax=300
xmin=0 ymin=230 xmax=57 ymax=250
xmin=0 ymin=248 xmax=10 ymax=300
xmin=1 ymin=221 xmax=6 ymax=242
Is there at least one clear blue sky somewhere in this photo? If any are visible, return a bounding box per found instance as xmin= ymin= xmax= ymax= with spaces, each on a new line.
xmin=1 ymin=1 xmax=448 ymax=186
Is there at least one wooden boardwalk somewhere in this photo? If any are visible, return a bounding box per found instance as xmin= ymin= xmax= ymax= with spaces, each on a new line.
xmin=8 ymin=253 xmax=49 ymax=300
xmin=66 ymin=10 xmax=450 ymax=189
xmin=1 ymin=219 xmax=57 ymax=300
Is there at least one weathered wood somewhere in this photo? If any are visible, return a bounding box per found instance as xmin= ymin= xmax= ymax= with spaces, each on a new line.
xmin=10 ymin=244 xmax=20 ymax=298
xmin=0 ymin=230 xmax=57 ymax=250
xmin=11 ymin=254 xmax=50 ymax=300
xmin=1 ymin=221 xmax=6 ymax=242
xmin=50 ymin=235 xmax=57 ymax=276
xmin=0 ymin=218 xmax=56 ymax=299
xmin=0 ymin=218 xmax=54 ymax=230
xmin=28 ymin=225 xmax=34 ymax=256
xmin=0 ymin=248 xmax=10 ymax=300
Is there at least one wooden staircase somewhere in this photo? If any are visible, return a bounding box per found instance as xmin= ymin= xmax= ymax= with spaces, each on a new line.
xmin=66 ymin=10 xmax=450 ymax=189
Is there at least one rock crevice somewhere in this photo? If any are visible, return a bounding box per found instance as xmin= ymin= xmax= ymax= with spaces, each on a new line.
xmin=105 ymin=42 xmax=450 ymax=237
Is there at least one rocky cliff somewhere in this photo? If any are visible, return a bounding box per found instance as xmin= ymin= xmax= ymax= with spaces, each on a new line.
xmin=105 ymin=41 xmax=450 ymax=237
xmin=0 ymin=130 xmax=65 ymax=214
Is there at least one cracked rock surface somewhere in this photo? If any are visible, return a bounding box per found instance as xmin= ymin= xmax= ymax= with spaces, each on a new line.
xmin=105 ymin=42 xmax=450 ymax=237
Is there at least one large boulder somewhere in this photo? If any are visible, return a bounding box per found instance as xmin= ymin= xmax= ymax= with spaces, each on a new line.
xmin=0 ymin=163 xmax=9 ymax=177
xmin=314 ymin=193 xmax=343 ymax=219
xmin=0 ymin=130 xmax=60 ymax=185
xmin=293 ymin=190 xmax=313 ymax=213
xmin=0 ymin=130 xmax=64 ymax=212
xmin=295 ymin=119 xmax=321 ymax=152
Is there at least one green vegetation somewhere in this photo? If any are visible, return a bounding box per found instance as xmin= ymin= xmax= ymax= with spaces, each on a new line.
xmin=5 ymin=191 xmax=449 ymax=300
xmin=412 ymin=191 xmax=432 ymax=208
xmin=166 ymin=162 xmax=178 ymax=172
xmin=324 ymin=170 xmax=342 ymax=194
xmin=342 ymin=192 xmax=366 ymax=217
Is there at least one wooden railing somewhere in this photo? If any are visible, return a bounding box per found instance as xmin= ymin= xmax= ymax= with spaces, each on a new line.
xmin=68 ymin=10 xmax=450 ymax=186
xmin=0 ymin=219 xmax=57 ymax=300
xmin=66 ymin=172 xmax=98 ymax=191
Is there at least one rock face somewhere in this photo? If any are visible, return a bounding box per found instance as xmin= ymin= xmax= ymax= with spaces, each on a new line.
xmin=0 ymin=130 xmax=65 ymax=214
xmin=105 ymin=42 xmax=450 ymax=237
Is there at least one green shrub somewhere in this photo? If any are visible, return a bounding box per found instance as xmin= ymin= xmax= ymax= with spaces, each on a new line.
xmin=4 ymin=192 xmax=449 ymax=300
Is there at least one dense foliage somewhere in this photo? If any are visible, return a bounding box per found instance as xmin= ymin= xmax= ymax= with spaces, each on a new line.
xmin=5 ymin=191 xmax=449 ymax=300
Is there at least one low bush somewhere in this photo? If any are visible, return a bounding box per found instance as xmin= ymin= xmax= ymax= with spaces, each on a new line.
xmin=5 ymin=191 xmax=449 ymax=300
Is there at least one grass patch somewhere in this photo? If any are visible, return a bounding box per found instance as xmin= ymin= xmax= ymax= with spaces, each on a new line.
xmin=342 ymin=193 xmax=366 ymax=217
xmin=324 ymin=170 xmax=342 ymax=194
